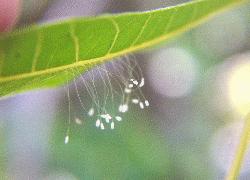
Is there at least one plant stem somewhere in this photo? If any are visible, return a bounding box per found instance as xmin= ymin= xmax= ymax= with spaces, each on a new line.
xmin=226 ymin=112 xmax=250 ymax=180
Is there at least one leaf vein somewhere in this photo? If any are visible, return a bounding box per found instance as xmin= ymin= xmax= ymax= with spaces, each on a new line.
xmin=106 ymin=18 xmax=120 ymax=55
xmin=130 ymin=14 xmax=152 ymax=47
xmin=31 ymin=31 xmax=42 ymax=72
xmin=69 ymin=23 xmax=80 ymax=62
xmin=165 ymin=8 xmax=178 ymax=32
xmin=0 ymin=48 xmax=4 ymax=76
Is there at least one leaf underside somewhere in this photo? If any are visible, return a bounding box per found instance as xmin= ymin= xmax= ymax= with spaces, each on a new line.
xmin=0 ymin=0 xmax=244 ymax=98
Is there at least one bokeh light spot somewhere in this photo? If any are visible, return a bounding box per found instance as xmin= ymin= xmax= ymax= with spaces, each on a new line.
xmin=228 ymin=57 xmax=250 ymax=116
xmin=147 ymin=47 xmax=199 ymax=98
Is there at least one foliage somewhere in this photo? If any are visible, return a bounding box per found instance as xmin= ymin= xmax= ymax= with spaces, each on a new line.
xmin=0 ymin=0 xmax=244 ymax=98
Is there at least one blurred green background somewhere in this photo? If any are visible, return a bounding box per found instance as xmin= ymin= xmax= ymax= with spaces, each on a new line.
xmin=0 ymin=0 xmax=250 ymax=179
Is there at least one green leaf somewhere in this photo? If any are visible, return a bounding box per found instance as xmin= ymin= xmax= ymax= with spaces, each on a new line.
xmin=0 ymin=0 xmax=245 ymax=98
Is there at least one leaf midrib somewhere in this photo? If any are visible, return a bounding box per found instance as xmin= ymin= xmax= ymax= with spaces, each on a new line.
xmin=0 ymin=0 xmax=244 ymax=83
